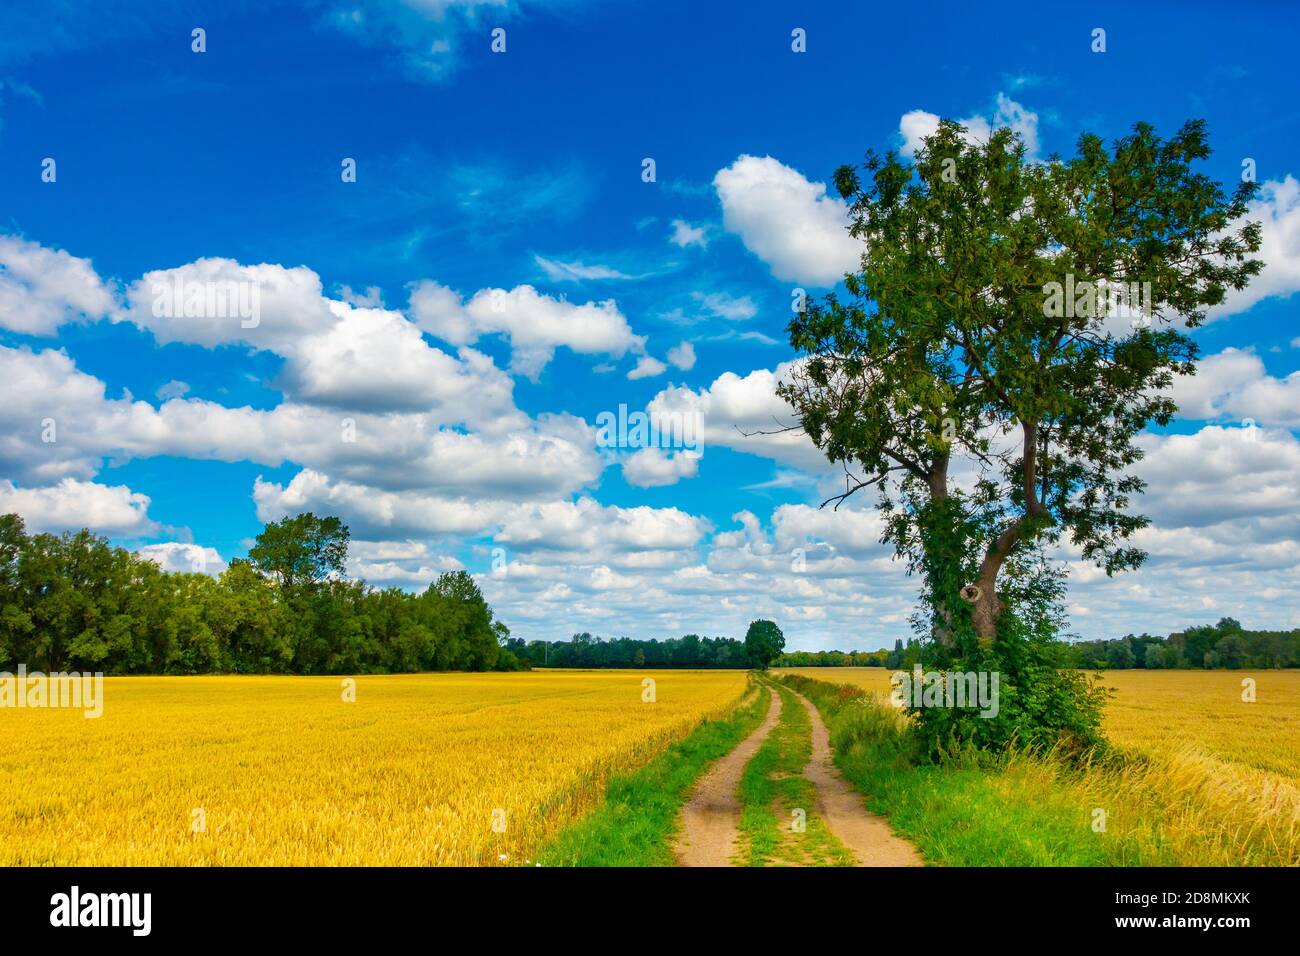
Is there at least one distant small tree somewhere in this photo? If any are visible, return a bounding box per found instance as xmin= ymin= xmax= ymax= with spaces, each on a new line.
xmin=744 ymin=619 xmax=786 ymax=670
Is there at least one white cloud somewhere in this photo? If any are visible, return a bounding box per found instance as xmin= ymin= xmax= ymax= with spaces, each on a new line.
xmin=123 ymin=258 xmax=335 ymax=352
xmin=622 ymin=447 xmax=700 ymax=487
xmin=321 ymin=0 xmax=520 ymax=82
xmin=667 ymin=341 xmax=696 ymax=371
xmin=346 ymin=537 xmax=465 ymax=586
xmin=253 ymin=469 xmax=511 ymax=539
xmin=1211 ymin=176 xmax=1300 ymax=319
xmin=1134 ymin=425 xmax=1300 ymax=528
xmin=155 ymin=380 xmax=190 ymax=401
xmin=1169 ymin=347 xmax=1300 ymax=428
xmin=899 ymin=92 xmax=1040 ymax=160
xmin=627 ymin=355 xmax=667 ymax=380
xmin=646 ymin=362 xmax=829 ymax=472
xmin=0 ymin=234 xmax=117 ymax=336
xmin=0 ymin=345 xmax=600 ymax=498
xmin=408 ymin=281 xmax=645 ymax=380
xmin=279 ymin=299 xmax=520 ymax=417
xmin=713 ymin=155 xmax=860 ymax=287
xmin=693 ymin=290 xmax=757 ymax=321
xmin=495 ymin=497 xmax=709 ymax=555
xmin=534 ymin=255 xmax=635 ymax=282
xmin=0 ymin=478 xmax=159 ymax=536
xmin=669 ymin=219 xmax=708 ymax=248
xmin=136 ymin=542 xmax=227 ymax=576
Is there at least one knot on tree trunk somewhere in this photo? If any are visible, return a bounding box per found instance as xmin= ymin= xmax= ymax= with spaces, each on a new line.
xmin=959 ymin=584 xmax=982 ymax=603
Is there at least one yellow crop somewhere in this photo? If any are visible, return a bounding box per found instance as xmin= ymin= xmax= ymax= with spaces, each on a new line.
xmin=0 ymin=670 xmax=747 ymax=866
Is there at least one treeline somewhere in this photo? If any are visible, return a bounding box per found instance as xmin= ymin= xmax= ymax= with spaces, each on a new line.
xmin=778 ymin=639 xmax=923 ymax=669
xmin=776 ymin=623 xmax=1300 ymax=672
xmin=777 ymin=649 xmax=888 ymax=667
xmin=512 ymin=632 xmax=752 ymax=669
xmin=1066 ymin=618 xmax=1300 ymax=669
xmin=0 ymin=512 xmax=523 ymax=675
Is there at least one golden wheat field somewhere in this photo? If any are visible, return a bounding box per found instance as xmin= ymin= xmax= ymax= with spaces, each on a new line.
xmin=0 ymin=670 xmax=747 ymax=866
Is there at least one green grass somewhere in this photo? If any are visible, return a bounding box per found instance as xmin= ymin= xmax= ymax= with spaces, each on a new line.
xmin=536 ymin=681 xmax=769 ymax=866
xmin=737 ymin=680 xmax=854 ymax=866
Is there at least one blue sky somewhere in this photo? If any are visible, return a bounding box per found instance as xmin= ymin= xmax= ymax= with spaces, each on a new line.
xmin=2 ymin=0 xmax=1299 ymax=650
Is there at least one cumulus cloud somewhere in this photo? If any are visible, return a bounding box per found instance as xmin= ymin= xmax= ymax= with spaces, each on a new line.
xmin=122 ymin=258 xmax=335 ymax=352
xmin=627 ymin=354 xmax=667 ymax=380
xmin=136 ymin=542 xmax=227 ymax=576
xmin=0 ymin=234 xmax=118 ymax=335
xmin=0 ymin=345 xmax=599 ymax=498
xmin=495 ymin=496 xmax=709 ymax=555
xmin=621 ymin=447 xmax=700 ymax=487
xmin=0 ymin=478 xmax=159 ymax=536
xmin=666 ymin=341 xmax=696 ymax=370
xmin=899 ymin=92 xmax=1040 ymax=160
xmin=253 ymin=469 xmax=512 ymax=539
xmin=278 ymin=300 xmax=520 ymax=418
xmin=1134 ymin=425 xmax=1300 ymax=529
xmin=346 ymin=539 xmax=465 ymax=586
xmin=1210 ymin=176 xmax=1300 ymax=319
xmin=1169 ymin=348 xmax=1300 ymax=428
xmin=408 ymin=280 xmax=645 ymax=380
xmin=645 ymin=361 xmax=829 ymax=474
xmin=713 ymin=155 xmax=861 ymax=287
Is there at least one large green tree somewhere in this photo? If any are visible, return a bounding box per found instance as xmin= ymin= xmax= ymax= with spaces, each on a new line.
xmin=781 ymin=120 xmax=1261 ymax=654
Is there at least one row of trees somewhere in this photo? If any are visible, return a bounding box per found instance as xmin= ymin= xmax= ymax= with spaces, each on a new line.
xmin=1067 ymin=618 xmax=1300 ymax=670
xmin=776 ymin=638 xmax=928 ymax=669
xmin=0 ymin=513 xmax=521 ymax=675
xmin=513 ymin=620 xmax=787 ymax=670
xmin=777 ymin=621 xmax=1300 ymax=672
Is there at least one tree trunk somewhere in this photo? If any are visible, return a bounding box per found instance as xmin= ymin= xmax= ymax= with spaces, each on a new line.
xmin=969 ymin=579 xmax=1001 ymax=641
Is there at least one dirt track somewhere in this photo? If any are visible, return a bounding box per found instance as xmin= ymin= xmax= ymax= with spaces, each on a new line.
xmin=789 ymin=686 xmax=923 ymax=867
xmin=674 ymin=688 xmax=783 ymax=866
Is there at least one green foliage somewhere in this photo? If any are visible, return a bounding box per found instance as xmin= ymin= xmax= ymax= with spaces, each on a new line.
xmin=744 ymin=619 xmax=786 ymax=670
xmin=0 ymin=512 xmax=516 ymax=675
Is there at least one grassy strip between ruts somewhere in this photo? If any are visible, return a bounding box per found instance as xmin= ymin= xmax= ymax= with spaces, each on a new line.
xmin=778 ymin=673 xmax=1300 ymax=866
xmin=737 ymin=680 xmax=854 ymax=866
xmin=536 ymin=678 xmax=769 ymax=866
